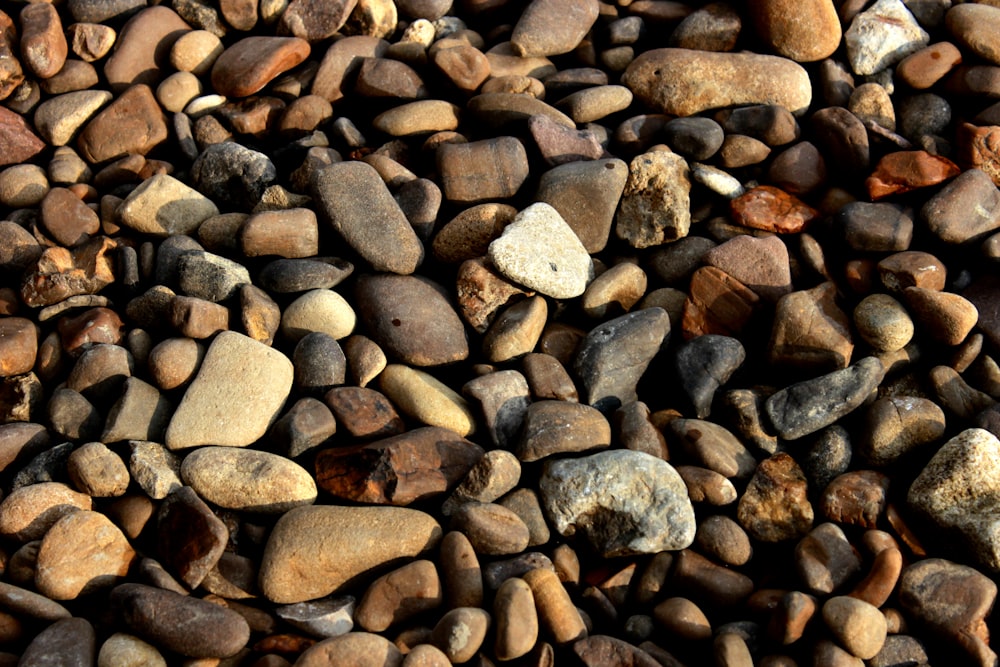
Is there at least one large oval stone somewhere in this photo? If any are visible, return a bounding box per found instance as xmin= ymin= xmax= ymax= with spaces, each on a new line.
xmin=259 ymin=505 xmax=442 ymax=604
xmin=181 ymin=446 xmax=317 ymax=513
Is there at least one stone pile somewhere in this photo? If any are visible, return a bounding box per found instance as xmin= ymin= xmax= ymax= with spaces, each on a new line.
xmin=2 ymin=0 xmax=1000 ymax=665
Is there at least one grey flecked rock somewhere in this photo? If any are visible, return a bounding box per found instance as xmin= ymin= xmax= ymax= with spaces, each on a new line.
xmin=844 ymin=0 xmax=929 ymax=75
xmin=176 ymin=250 xmax=251 ymax=302
xmin=191 ymin=142 xmax=277 ymax=212
xmin=908 ymin=428 xmax=1000 ymax=572
xmin=312 ymin=160 xmax=424 ymax=274
xmin=574 ymin=308 xmax=670 ymax=413
xmin=615 ymin=150 xmax=691 ymax=248
xmin=674 ymin=334 xmax=745 ymax=418
xmin=487 ymin=202 xmax=595 ymax=299
xmin=535 ymin=158 xmax=629 ymax=254
xmin=539 ymin=449 xmax=695 ymax=557
xmin=765 ymin=357 xmax=886 ymax=440
xmin=165 ymin=331 xmax=294 ymax=449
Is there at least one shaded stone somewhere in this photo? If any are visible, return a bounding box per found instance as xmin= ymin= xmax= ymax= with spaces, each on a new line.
xmin=540 ymin=449 xmax=695 ymax=557
xmin=795 ymin=522 xmax=863 ymax=595
xmin=436 ymin=136 xmax=529 ymax=203
xmin=451 ymin=502 xmax=530 ymax=556
xmin=462 ymin=370 xmax=531 ymax=450
xmin=0 ymin=481 xmax=92 ymax=542
xmin=35 ymin=509 xmax=135 ymax=600
xmin=355 ymin=559 xmax=442 ymax=632
xmin=211 ymin=36 xmax=309 ymax=97
xmin=674 ymin=334 xmax=745 ymax=418
xmin=156 ymin=485 xmax=228 ymax=589
xmin=324 ymin=385 xmax=403 ymax=440
xmin=860 ymin=396 xmax=946 ymax=467
xmin=536 ymin=158 xmax=628 ymax=254
xmin=670 ymin=418 xmax=757 ymax=479
xmin=77 ymin=84 xmax=168 ymax=163
xmin=820 ymin=470 xmax=889 ymax=528
xmin=316 ymin=426 xmax=483 ymax=505
xmin=921 ymin=168 xmax=1000 ymax=244
xmin=18 ymin=617 xmax=95 ymax=666
xmin=280 ymin=0 xmax=357 ymax=42
xmin=103 ymin=6 xmax=190 ymax=90
xmin=191 ymin=141 xmax=276 ymax=211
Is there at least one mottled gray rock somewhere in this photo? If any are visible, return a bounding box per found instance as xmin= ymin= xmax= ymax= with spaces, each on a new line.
xmin=574 ymin=308 xmax=670 ymax=413
xmin=191 ymin=142 xmax=277 ymax=212
xmin=539 ymin=449 xmax=695 ymax=557
xmin=844 ymin=0 xmax=929 ymax=75
xmin=909 ymin=428 xmax=1000 ymax=572
xmin=674 ymin=334 xmax=745 ymax=418
xmin=765 ymin=357 xmax=886 ymax=440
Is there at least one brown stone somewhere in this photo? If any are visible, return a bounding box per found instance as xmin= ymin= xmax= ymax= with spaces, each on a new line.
xmin=681 ymin=266 xmax=760 ymax=339
xmin=0 ymin=106 xmax=45 ymax=167
xmin=0 ymin=318 xmax=37 ymax=378
xmin=315 ymin=426 xmax=484 ymax=505
xmin=437 ymin=136 xmax=530 ymax=203
xmin=280 ymin=0 xmax=357 ymax=42
xmin=748 ymin=0 xmax=840 ymax=62
xmin=672 ymin=548 xmax=754 ymax=607
xmin=730 ymin=185 xmax=819 ymax=234
xmin=156 ymin=486 xmax=228 ymax=589
xmin=21 ymin=237 xmax=116 ymax=308
xmin=737 ymin=453 xmax=814 ymax=543
xmin=103 ymin=6 xmax=191 ymax=91
xmin=897 ymin=42 xmax=963 ymax=90
xmin=902 ymin=286 xmax=979 ymax=346
xmin=795 ymin=522 xmax=863 ymax=596
xmin=866 ymin=150 xmax=961 ymax=200
xmin=355 ymin=560 xmax=442 ymax=632
xmin=455 ymin=258 xmax=531 ymax=334
xmin=77 ymin=84 xmax=168 ymax=164
xmin=39 ymin=187 xmax=100 ymax=247
xmin=35 ymin=510 xmax=135 ymax=600
xmin=210 ymin=36 xmax=310 ymax=97
xmin=0 ymin=10 xmax=23 ymax=101
xmin=323 ymin=385 xmax=403 ymax=440
xmin=878 ymin=251 xmax=947 ymax=292
xmin=19 ymin=3 xmax=67 ymax=79
xmin=820 ymin=470 xmax=889 ymax=528
xmin=958 ymin=122 xmax=1000 ymax=186
xmin=768 ymin=281 xmax=853 ymax=372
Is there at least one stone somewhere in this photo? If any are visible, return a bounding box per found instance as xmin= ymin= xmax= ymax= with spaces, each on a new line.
xmin=240 ymin=208 xmax=318 ymax=258
xmin=839 ymin=202 xmax=914 ymax=252
xmin=451 ymin=502 xmax=530 ymax=556
xmin=844 ymin=0 xmax=929 ymax=75
xmin=165 ymin=332 xmax=293 ymax=449
xmin=535 ymin=158 xmax=628 ymax=254
xmin=622 ymin=48 xmax=812 ymax=117
xmin=671 ymin=418 xmax=757 ymax=479
xmin=902 ymin=286 xmax=979 ymax=346
xmin=804 ymin=425 xmax=852 ymax=496
xmin=111 ymin=583 xmax=250 ymax=658
xmin=654 ymin=596 xmax=712 ymax=640
xmin=461 ymin=370 xmax=530 ymax=450
xmin=821 ymin=470 xmax=889 ymax=528
xmin=442 ymin=449 xmax=521 ymax=515
xmin=97 ymin=633 xmax=167 ymax=667
xmin=355 ymin=560 xmax=442 ymax=632
xmin=523 ymin=567 xmax=587 ymax=644
xmin=0 ymin=106 xmax=46 ymax=167
xmin=432 ymin=204 xmax=516 ymax=264
xmin=258 ymin=257 xmax=354 ymax=293
xmin=280 ymin=289 xmax=356 ymax=342
xmin=0 ymin=481 xmax=92 ymax=542
xmin=373 ymin=99 xmax=460 ymax=136
xmin=860 ymin=396 xmax=946 ymax=467
xmin=156 ymin=485 xmax=227 ymax=588
xmin=866 ymin=150 xmax=961 ymax=200
xmin=528 ymin=113 xmax=605 ymax=166
xmin=671 ymin=549 xmax=754 ymax=607
xmin=616 ymin=150 xmax=691 ymax=248
xmin=117 ymin=173 xmax=219 ymax=238
xmin=258 ymin=505 xmax=442 ymax=604
xmin=574 ymin=308 xmax=670 ymax=413
xmin=765 ymin=357 xmax=886 ymax=440
xmin=354 ymin=274 xmax=468 ymax=367
xmin=191 ymin=142 xmax=277 ymax=211
xmin=908 ymin=428 xmax=1000 ymax=571
xmin=795 ymin=523 xmax=863 ymax=595
xmin=822 ymin=596 xmax=888 ymax=660
xmin=35 ymin=509 xmax=135 ymax=600
xmin=510 ymin=0 xmax=598 ymax=57
xmin=18 ymin=617 xmax=95 ymax=667
xmin=275 ymin=595 xmax=355 ymax=638
xmin=695 ymin=514 xmax=752 ymax=566
xmin=487 ymin=202 xmax=594 ymax=299
xmin=34 ymin=90 xmax=112 ymax=147
xmin=730 ymin=185 xmax=819 ymax=234
xmin=181 ymin=446 xmax=316 ymax=513
xmin=749 ymin=0 xmax=841 ymax=62
xmin=946 ymin=3 xmax=1000 ymax=66
xmin=0 ymin=318 xmax=37 ymax=378
xmin=210 ymin=36 xmax=310 ymax=97
xmin=897 ymin=42 xmax=963 ymax=89
xmin=103 ymin=6 xmax=190 ymax=90
xmin=898 ymin=558 xmax=996 ymax=667
xmin=312 ymin=161 xmax=424 ymax=274
xmin=436 ymin=136 xmax=529 ymax=203
xmin=853 ymin=293 xmax=913 ymax=352
xmin=674 ymin=334 xmax=745 ymax=418
xmin=539 ymin=449 xmax=695 ymax=557
xmin=280 ymin=0 xmax=357 ymax=41
xmin=737 ymin=453 xmax=814 ymax=542
xmin=293 ymin=333 xmax=347 ymax=393
xmin=494 ymin=577 xmax=538 ymax=661
xmin=77 ymin=84 xmax=168 ymax=163
xmin=703 ymin=234 xmax=792 ymax=302
xmin=323 ymin=385 xmax=402 ymax=440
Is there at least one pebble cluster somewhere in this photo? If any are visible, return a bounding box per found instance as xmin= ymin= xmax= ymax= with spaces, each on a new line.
xmin=2 ymin=0 xmax=1000 ymax=665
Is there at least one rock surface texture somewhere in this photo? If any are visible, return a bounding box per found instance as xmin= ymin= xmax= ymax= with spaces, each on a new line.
xmin=0 ymin=0 xmax=998 ymax=665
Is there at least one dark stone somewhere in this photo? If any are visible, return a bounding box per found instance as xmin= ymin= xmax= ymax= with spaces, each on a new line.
xmin=663 ymin=117 xmax=725 ymax=160
xmin=293 ymin=332 xmax=347 ymax=394
xmin=18 ymin=617 xmax=95 ymax=667
xmin=257 ymin=257 xmax=354 ymax=293
xmin=191 ymin=142 xmax=277 ymax=212
xmin=157 ymin=485 xmax=228 ymax=589
xmin=674 ymin=334 xmax=745 ymax=419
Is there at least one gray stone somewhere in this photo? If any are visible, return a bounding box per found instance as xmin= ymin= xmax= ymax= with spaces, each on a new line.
xmin=191 ymin=142 xmax=277 ymax=212
xmin=535 ymin=158 xmax=629 ymax=254
xmin=539 ymin=449 xmax=695 ymax=557
xmin=844 ymin=0 xmax=929 ymax=75
xmin=674 ymin=335 xmax=745 ymax=418
xmin=276 ymin=596 xmax=356 ymax=638
xmin=461 ymin=370 xmax=531 ymax=450
xmin=176 ymin=251 xmax=252 ymax=302
xmin=921 ymin=168 xmax=1000 ymax=244
xmin=574 ymin=308 xmax=670 ymax=413
xmin=19 ymin=617 xmax=96 ymax=666
xmin=765 ymin=357 xmax=886 ymax=440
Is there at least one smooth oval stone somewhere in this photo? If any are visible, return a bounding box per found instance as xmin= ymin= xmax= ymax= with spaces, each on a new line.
xmin=296 ymin=632 xmax=403 ymax=667
xmin=515 ymin=400 xmax=611 ymax=462
xmin=437 ymin=136 xmax=530 ymax=204
xmin=372 ymin=99 xmax=461 ymax=136
xmin=947 ymin=3 xmax=1000 ymax=66
xmin=312 ymin=161 xmax=424 ymax=274
xmin=102 ymin=6 xmax=191 ymax=91
xmin=280 ymin=288 xmax=357 ymax=342
xmin=97 ymin=632 xmax=167 ymax=667
xmin=181 ymin=446 xmax=316 ymax=513
xmin=511 ymin=0 xmax=599 ymax=57
xmin=18 ymin=617 xmax=95 ymax=666
xmin=823 ymin=596 xmax=887 ymax=660
xmin=259 ymin=505 xmax=443 ymax=604
xmin=34 ymin=90 xmax=112 ymax=146
xmin=0 ymin=481 xmax=92 ymax=542
xmin=258 ymin=257 xmax=354 ymax=293
xmin=355 ymin=559 xmax=442 ymax=632
xmin=494 ymin=576 xmax=538 ymax=660
xmin=211 ymin=36 xmax=310 ymax=97
xmin=622 ymin=48 xmax=811 ymax=117
xmin=431 ymin=607 xmax=491 ymax=662
xmin=540 ymin=449 xmax=696 ymax=557
xmin=35 ymin=509 xmax=136 ymax=600
xmin=749 ymin=0 xmax=841 ymax=62
xmin=165 ymin=331 xmax=294 ymax=449
xmin=354 ymin=273 xmax=468 ymax=367
xmin=379 ymin=364 xmax=477 ymax=436
xmin=111 ymin=583 xmax=250 ymax=658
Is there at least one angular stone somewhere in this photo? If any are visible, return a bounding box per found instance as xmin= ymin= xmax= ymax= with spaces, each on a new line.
xmin=165 ymin=332 xmax=291 ymax=449
xmin=765 ymin=357 xmax=886 ymax=441
xmin=902 ymin=286 xmax=979 ymax=346
xmin=540 ymin=449 xmax=695 ymax=557
xmin=574 ymin=308 xmax=670 ymax=413
xmin=769 ymin=282 xmax=853 ymax=372
xmin=35 ymin=510 xmax=135 ymax=600
xmin=156 ymin=485 xmax=227 ymax=589
xmin=844 ymin=0 xmax=929 ymax=75
xmin=77 ymin=84 xmax=168 ymax=163
xmin=674 ymin=334 xmax=745 ymax=418
xmin=515 ymin=400 xmax=610 ymax=462
xmin=860 ymin=396 xmax=946 ymax=467
xmin=682 ymin=266 xmax=760 ymax=339
xmin=312 ymin=161 xmax=424 ymax=274
xmin=795 ymin=522 xmax=863 ymax=595
xmin=352 ymin=273 xmax=467 ymax=367
xmin=461 ymin=370 xmax=531 ymax=450
xmin=535 ymin=158 xmax=628 ymax=254
xmin=616 ymin=151 xmax=691 ymax=248
xmin=909 ymin=428 xmax=1000 ymax=572
xmin=275 ymin=595 xmax=355 ymax=638
xmin=316 ymin=426 xmax=483 ymax=505
xmin=485 ymin=203 xmax=593 ymax=299
xmin=820 ymin=470 xmax=889 ymax=528
xmin=737 ymin=453 xmax=814 ymax=542
xmin=866 ymin=150 xmax=961 ymax=200
xmin=191 ymin=142 xmax=277 ymax=211
xmin=622 ymin=48 xmax=811 ymax=117
xmin=731 ymin=185 xmax=819 ymax=234
xmin=128 ymin=441 xmax=182 ymax=500
xmin=34 ymin=90 xmax=111 ymax=147
xmin=259 ymin=505 xmax=442 ymax=604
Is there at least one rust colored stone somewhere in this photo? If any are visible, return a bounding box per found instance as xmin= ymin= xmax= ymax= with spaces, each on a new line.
xmin=210 ymin=36 xmax=311 ymax=98
xmin=20 ymin=237 xmax=117 ymax=308
xmin=958 ymin=122 xmax=1000 ymax=186
xmin=866 ymin=150 xmax=961 ymax=200
xmin=0 ymin=106 xmax=44 ymax=167
xmin=730 ymin=185 xmax=819 ymax=233
xmin=681 ymin=266 xmax=760 ymax=339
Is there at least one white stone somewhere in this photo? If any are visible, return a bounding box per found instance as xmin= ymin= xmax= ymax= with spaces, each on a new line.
xmin=691 ymin=163 xmax=745 ymax=199
xmin=128 ymin=441 xmax=183 ymax=500
xmin=539 ymin=449 xmax=696 ymax=557
xmin=280 ymin=289 xmax=356 ymax=342
xmin=487 ymin=202 xmax=594 ymax=299
xmin=118 ymin=174 xmax=220 ymax=237
xmin=165 ymin=332 xmax=294 ymax=449
xmin=844 ymin=0 xmax=929 ymax=75
xmin=908 ymin=428 xmax=1000 ymax=572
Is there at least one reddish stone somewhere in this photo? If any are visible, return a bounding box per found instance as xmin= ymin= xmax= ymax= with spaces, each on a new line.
xmin=730 ymin=185 xmax=819 ymax=233
xmin=315 ymin=426 xmax=484 ymax=506
xmin=865 ymin=150 xmax=961 ymax=200
xmin=681 ymin=266 xmax=759 ymax=339
xmin=77 ymin=84 xmax=168 ymax=164
xmin=19 ymin=3 xmax=67 ymax=79
xmin=0 ymin=10 xmax=24 ymax=101
xmin=0 ymin=106 xmax=44 ymax=167
xmin=20 ymin=237 xmax=117 ymax=308
xmin=0 ymin=318 xmax=37 ymax=377
xmin=217 ymin=97 xmax=286 ymax=137
xmin=39 ymin=188 xmax=101 ymax=248
xmin=896 ymin=42 xmax=963 ymax=90
xmin=210 ymin=36 xmax=310 ymax=98
xmin=455 ymin=258 xmax=532 ymax=334
xmin=157 ymin=486 xmax=228 ymax=589
xmin=322 ymin=386 xmax=405 ymax=440
xmin=821 ymin=470 xmax=890 ymax=529
xmin=958 ymin=122 xmax=1000 ymax=186
xmin=57 ymin=307 xmax=124 ymax=357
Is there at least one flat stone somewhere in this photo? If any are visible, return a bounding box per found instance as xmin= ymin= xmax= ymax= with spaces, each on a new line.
xmin=769 ymin=282 xmax=854 ymax=372
xmin=211 ymin=36 xmax=310 ymax=97
xmin=765 ymin=357 xmax=886 ymax=440
xmin=373 ymin=99 xmax=461 ymax=136
xmin=731 ymin=185 xmax=819 ymax=234
xmin=515 ymin=399 xmax=611 ymax=462
xmin=103 ymin=6 xmax=191 ymax=90
xmin=165 ymin=331 xmax=294 ymax=449
xmin=535 ymin=158 xmax=628 ymax=254
xmin=257 ymin=257 xmax=354 ymax=293
xmin=539 ymin=449 xmax=695 ymax=557
xmin=0 ymin=106 xmax=45 ymax=167
xmin=18 ymin=618 xmax=95 ymax=667
xmin=703 ymin=234 xmax=792 ymax=302
xmin=908 ymin=428 xmax=1000 ymax=572
xmin=311 ymin=35 xmax=388 ymax=103
xmin=671 ymin=418 xmax=757 ymax=479
xmin=240 ymin=208 xmax=319 ymax=258
xmin=622 ymin=48 xmax=811 ymax=117
xmin=866 ymin=150 xmax=961 ymax=200
xmin=111 ymin=583 xmax=250 ymax=658
xmin=77 ymin=84 xmax=168 ymax=163
xmin=437 ymin=136 xmax=530 ymax=203
xmin=181 ymin=446 xmax=316 ymax=513
xmin=258 ymin=505 xmax=442 ymax=604
xmin=844 ymin=0 xmax=929 ymax=75
xmin=450 ymin=502 xmax=530 ymax=556
xmin=616 ymin=150 xmax=691 ymax=248
xmin=0 ymin=481 xmax=92 ymax=542
xmin=275 ymin=595 xmax=355 ymax=638
xmin=574 ymin=308 xmax=670 ymax=413
xmin=35 ymin=509 xmax=135 ymax=600
xmin=312 ymin=161 xmax=424 ymax=274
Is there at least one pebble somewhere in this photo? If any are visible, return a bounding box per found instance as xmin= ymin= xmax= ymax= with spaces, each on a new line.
xmin=908 ymin=428 xmax=1000 ymax=571
xmin=946 ymin=3 xmax=1000 ymax=66
xmin=258 ymin=505 xmax=442 ymax=604
xmin=181 ymin=446 xmax=316 ymax=513
xmin=539 ymin=449 xmax=696 ymax=557
xmin=901 ymin=286 xmax=978 ymax=346
xmin=97 ymin=632 xmax=167 ymax=667
xmin=623 ymin=48 xmax=812 ymax=117
xmin=280 ymin=288 xmax=356 ymax=342
xmin=795 ymin=523 xmax=863 ymax=596
xmin=117 ymin=173 xmax=219 ymax=237
xmin=450 ymin=502 xmax=530 ymax=556
xmin=844 ymin=0 xmax=929 ymax=75
xmin=737 ymin=453 xmax=814 ymax=542
xmin=35 ymin=509 xmax=136 ymax=600
xmin=34 ymin=89 xmax=112 ymax=146
xmin=750 ymin=0 xmax=841 ymax=62
xmin=164 ymin=331 xmax=294 ymax=449
xmin=673 ymin=334 xmax=745 ymax=418
xmin=515 ymin=399 xmax=610 ymax=462
xmin=355 ymin=559 xmax=442 ymax=632
xmin=18 ymin=617 xmax=95 ymax=666
xmin=77 ymin=84 xmax=168 ymax=163
xmin=616 ymin=150 xmax=691 ymax=248
xmin=494 ymin=577 xmax=538 ymax=660
xmin=211 ymin=36 xmax=310 ymax=98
